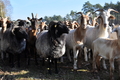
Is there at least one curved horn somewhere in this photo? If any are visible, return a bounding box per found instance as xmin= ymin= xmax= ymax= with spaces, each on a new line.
xmin=107 ymin=8 xmax=119 ymax=14
xmin=31 ymin=13 xmax=34 ymax=18
xmin=86 ymin=12 xmax=91 ymax=16
xmin=76 ymin=12 xmax=84 ymax=16
xmin=95 ymin=9 xmax=104 ymax=13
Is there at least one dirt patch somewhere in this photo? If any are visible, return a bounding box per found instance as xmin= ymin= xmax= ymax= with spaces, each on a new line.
xmin=0 ymin=55 xmax=119 ymax=80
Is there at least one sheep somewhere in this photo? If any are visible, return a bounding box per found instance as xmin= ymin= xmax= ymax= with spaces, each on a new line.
xmin=36 ymin=21 xmax=69 ymax=74
xmin=1 ymin=23 xmax=28 ymax=67
xmin=26 ymin=13 xmax=42 ymax=65
xmin=83 ymin=9 xmax=119 ymax=63
xmin=92 ymin=26 xmax=120 ymax=80
xmin=65 ymin=12 xmax=90 ymax=70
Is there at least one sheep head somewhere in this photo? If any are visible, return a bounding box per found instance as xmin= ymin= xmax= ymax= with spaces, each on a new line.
xmin=48 ymin=21 xmax=69 ymax=38
xmin=12 ymin=26 xmax=28 ymax=40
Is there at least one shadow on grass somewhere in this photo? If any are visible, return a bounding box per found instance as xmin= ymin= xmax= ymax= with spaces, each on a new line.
xmin=0 ymin=57 xmax=119 ymax=80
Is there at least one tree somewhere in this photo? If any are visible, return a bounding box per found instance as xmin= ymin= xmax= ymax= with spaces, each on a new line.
xmin=93 ymin=4 xmax=103 ymax=10
xmin=104 ymin=2 xmax=116 ymax=10
xmin=82 ymin=1 xmax=93 ymax=14
xmin=0 ymin=0 xmax=5 ymax=17
xmin=65 ymin=14 xmax=71 ymax=21
xmin=82 ymin=1 xmax=103 ymax=13
xmin=0 ymin=0 xmax=12 ymax=18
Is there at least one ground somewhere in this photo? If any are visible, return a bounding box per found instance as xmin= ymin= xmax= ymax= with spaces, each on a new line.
xmin=0 ymin=54 xmax=119 ymax=80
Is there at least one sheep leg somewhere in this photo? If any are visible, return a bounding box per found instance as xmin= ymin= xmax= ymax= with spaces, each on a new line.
xmin=48 ymin=56 xmax=52 ymax=74
xmin=109 ymin=58 xmax=114 ymax=80
xmin=54 ymin=58 xmax=58 ymax=74
xmin=42 ymin=58 xmax=45 ymax=66
xmin=1 ymin=52 xmax=4 ymax=60
xmin=73 ymin=48 xmax=79 ymax=70
xmin=9 ymin=53 xmax=14 ymax=68
xmin=1 ymin=51 xmax=6 ymax=60
xmin=17 ymin=54 xmax=20 ymax=67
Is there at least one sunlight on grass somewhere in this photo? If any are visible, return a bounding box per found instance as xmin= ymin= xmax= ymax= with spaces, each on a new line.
xmin=11 ymin=70 xmax=29 ymax=75
xmin=71 ymin=69 xmax=90 ymax=72
xmin=0 ymin=70 xmax=29 ymax=75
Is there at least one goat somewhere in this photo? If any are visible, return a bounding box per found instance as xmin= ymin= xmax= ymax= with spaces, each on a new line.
xmin=65 ymin=12 xmax=90 ymax=69
xmin=1 ymin=23 xmax=28 ymax=67
xmin=36 ymin=21 xmax=69 ymax=74
xmin=92 ymin=26 xmax=120 ymax=80
xmin=83 ymin=9 xmax=119 ymax=63
xmin=26 ymin=13 xmax=42 ymax=65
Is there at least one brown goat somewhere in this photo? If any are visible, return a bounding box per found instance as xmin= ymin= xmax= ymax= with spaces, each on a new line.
xmin=26 ymin=13 xmax=42 ymax=65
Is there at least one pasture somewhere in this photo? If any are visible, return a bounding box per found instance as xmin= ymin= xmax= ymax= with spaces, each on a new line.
xmin=0 ymin=54 xmax=119 ymax=80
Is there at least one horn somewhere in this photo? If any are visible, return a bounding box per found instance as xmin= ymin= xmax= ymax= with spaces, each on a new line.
xmin=35 ymin=14 xmax=38 ymax=18
xmin=94 ymin=9 xmax=104 ymax=13
xmin=86 ymin=12 xmax=91 ymax=16
xmin=107 ymin=8 xmax=119 ymax=14
xmin=77 ymin=12 xmax=83 ymax=15
xmin=31 ymin=13 xmax=34 ymax=18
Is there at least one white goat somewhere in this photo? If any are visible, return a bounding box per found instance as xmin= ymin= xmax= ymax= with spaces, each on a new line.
xmin=92 ymin=26 xmax=120 ymax=80
xmin=83 ymin=9 xmax=119 ymax=63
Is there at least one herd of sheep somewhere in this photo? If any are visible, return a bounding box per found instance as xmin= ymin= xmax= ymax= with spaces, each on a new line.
xmin=0 ymin=8 xmax=120 ymax=80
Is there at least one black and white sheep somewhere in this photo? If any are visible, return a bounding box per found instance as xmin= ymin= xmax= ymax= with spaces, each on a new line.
xmin=36 ymin=21 xmax=69 ymax=74
xmin=1 ymin=23 xmax=28 ymax=67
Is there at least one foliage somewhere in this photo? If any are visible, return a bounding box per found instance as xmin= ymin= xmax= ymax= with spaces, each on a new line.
xmin=0 ymin=0 xmax=12 ymax=19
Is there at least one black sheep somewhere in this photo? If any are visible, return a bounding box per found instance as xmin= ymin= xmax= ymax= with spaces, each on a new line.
xmin=36 ymin=21 xmax=69 ymax=74
xmin=1 ymin=24 xmax=28 ymax=67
